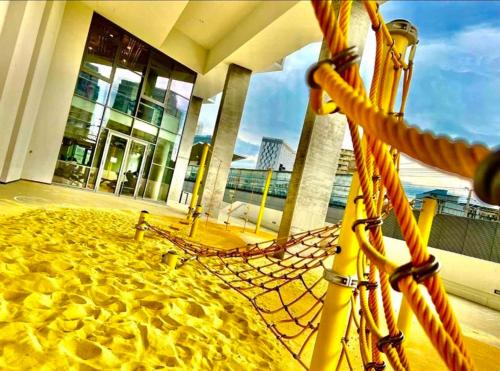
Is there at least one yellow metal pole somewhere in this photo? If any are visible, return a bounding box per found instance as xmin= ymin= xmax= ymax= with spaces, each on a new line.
xmin=188 ymin=143 xmax=209 ymax=220
xmin=310 ymin=20 xmax=418 ymax=371
xmin=310 ymin=172 xmax=361 ymax=371
xmin=134 ymin=210 xmax=149 ymax=242
xmin=162 ymin=250 xmax=179 ymax=270
xmin=189 ymin=205 xmax=202 ymax=238
xmin=255 ymin=169 xmax=272 ymax=234
xmin=379 ymin=20 xmax=418 ymax=112
xmin=397 ymin=197 xmax=437 ymax=337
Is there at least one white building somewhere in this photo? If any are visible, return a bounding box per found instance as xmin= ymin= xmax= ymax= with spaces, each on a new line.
xmin=256 ymin=137 xmax=296 ymax=171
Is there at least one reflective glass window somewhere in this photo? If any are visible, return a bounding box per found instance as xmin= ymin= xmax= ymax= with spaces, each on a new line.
xmin=144 ymin=166 xmax=173 ymax=202
xmin=74 ymin=72 xmax=110 ymax=105
xmin=144 ymin=55 xmax=171 ymax=103
xmin=82 ymin=17 xmax=118 ymax=78
xmin=164 ymin=92 xmax=189 ymax=133
xmin=65 ymin=96 xmax=104 ymax=143
xmin=137 ymin=98 xmax=163 ymax=127
xmin=170 ymin=65 xmax=195 ymax=98
xmin=132 ymin=119 xmax=159 ymax=143
xmin=155 ymin=130 xmax=177 ymax=165
xmin=109 ymin=68 xmax=141 ymax=115
xmin=144 ymin=130 xmax=175 ymax=201
xmin=102 ymin=108 xmax=133 ymax=135
xmin=87 ymin=130 xmax=109 ymax=189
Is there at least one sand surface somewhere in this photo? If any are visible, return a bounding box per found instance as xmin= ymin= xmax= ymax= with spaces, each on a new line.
xmin=0 ymin=184 xmax=498 ymax=370
xmin=0 ymin=206 xmax=295 ymax=370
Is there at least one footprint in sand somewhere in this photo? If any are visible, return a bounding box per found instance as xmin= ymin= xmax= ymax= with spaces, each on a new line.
xmin=60 ymin=338 xmax=102 ymax=360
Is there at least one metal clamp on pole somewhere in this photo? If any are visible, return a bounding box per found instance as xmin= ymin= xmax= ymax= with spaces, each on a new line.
xmin=323 ymin=267 xmax=358 ymax=288
xmin=377 ymin=331 xmax=405 ymax=352
xmin=306 ymin=45 xmax=361 ymax=89
xmin=389 ymin=254 xmax=440 ymax=291
xmin=364 ymin=361 xmax=386 ymax=371
xmin=351 ymin=216 xmax=383 ymax=232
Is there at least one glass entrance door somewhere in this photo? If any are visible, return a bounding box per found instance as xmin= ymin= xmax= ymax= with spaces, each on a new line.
xmin=118 ymin=141 xmax=147 ymax=196
xmin=97 ymin=134 xmax=128 ymax=194
xmin=96 ymin=132 xmax=149 ymax=196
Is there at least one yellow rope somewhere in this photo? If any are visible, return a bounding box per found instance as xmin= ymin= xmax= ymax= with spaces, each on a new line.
xmin=310 ymin=0 xmax=477 ymax=369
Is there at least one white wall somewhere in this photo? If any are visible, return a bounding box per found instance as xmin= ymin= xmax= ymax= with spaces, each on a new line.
xmin=384 ymin=237 xmax=500 ymax=311
xmin=22 ymin=2 xmax=93 ymax=183
xmin=0 ymin=1 xmax=46 ymax=181
xmin=1 ymin=1 xmax=66 ymax=182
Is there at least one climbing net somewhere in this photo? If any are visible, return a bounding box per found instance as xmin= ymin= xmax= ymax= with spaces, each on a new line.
xmin=143 ymin=1 xmax=498 ymax=370
xmin=147 ymin=223 xmax=341 ymax=369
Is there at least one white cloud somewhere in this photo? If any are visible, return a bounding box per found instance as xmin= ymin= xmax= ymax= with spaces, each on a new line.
xmin=416 ymin=24 xmax=500 ymax=76
xmin=237 ymin=129 xmax=262 ymax=146
xmin=232 ymin=155 xmax=258 ymax=169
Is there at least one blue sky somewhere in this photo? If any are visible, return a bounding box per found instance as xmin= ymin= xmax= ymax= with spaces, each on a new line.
xmin=197 ymin=1 xmax=500 ymax=203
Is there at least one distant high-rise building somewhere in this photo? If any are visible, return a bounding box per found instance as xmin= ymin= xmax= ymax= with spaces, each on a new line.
xmin=256 ymin=137 xmax=296 ymax=171
xmin=337 ymin=149 xmax=356 ymax=174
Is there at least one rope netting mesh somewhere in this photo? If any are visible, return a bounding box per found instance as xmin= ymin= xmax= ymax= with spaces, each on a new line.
xmin=147 ymin=223 xmax=340 ymax=369
xmin=137 ymin=0 xmax=498 ymax=370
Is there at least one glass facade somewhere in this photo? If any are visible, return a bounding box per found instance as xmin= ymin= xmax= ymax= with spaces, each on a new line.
xmin=53 ymin=14 xmax=196 ymax=202
xmin=186 ymin=167 xmax=354 ymax=207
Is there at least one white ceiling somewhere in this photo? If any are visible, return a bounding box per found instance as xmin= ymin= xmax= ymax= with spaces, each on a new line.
xmin=175 ymin=1 xmax=263 ymax=50
xmin=80 ymin=1 xmax=324 ymax=98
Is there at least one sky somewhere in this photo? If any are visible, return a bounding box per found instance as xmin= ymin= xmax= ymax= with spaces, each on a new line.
xmin=196 ymin=1 xmax=500 ymax=204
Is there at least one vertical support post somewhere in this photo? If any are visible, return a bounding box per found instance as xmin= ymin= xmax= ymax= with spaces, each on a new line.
xmin=134 ymin=210 xmax=149 ymax=242
xmin=397 ymin=197 xmax=437 ymax=337
xmin=188 ymin=143 xmax=209 ymax=220
xmin=189 ymin=205 xmax=202 ymax=238
xmin=310 ymin=172 xmax=361 ymax=371
xmin=255 ymin=169 xmax=272 ymax=234
xmin=162 ymin=250 xmax=179 ymax=270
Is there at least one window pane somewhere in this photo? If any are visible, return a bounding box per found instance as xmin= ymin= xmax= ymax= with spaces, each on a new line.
xmin=132 ymin=119 xmax=159 ymax=143
xmin=53 ymin=160 xmax=91 ymax=188
xmin=144 ymin=165 xmax=174 ymax=202
xmin=74 ymin=72 xmax=110 ymax=105
xmin=164 ymin=92 xmax=189 ymax=133
xmin=144 ymin=57 xmax=171 ymax=103
xmin=82 ymin=16 xmax=118 ymax=78
xmin=119 ymin=34 xmax=149 ymax=75
xmin=53 ymin=94 xmax=100 ymax=187
xmin=102 ymin=108 xmax=133 ymax=135
xmin=87 ymin=130 xmax=109 ymax=189
xmin=170 ymin=65 xmax=195 ymax=98
xmin=136 ymin=98 xmax=163 ymax=127
xmin=109 ymin=68 xmax=141 ymax=115
xmin=137 ymin=144 xmax=155 ymax=197
xmin=155 ymin=130 xmax=177 ymax=168
xmin=65 ymin=95 xmax=104 ymax=143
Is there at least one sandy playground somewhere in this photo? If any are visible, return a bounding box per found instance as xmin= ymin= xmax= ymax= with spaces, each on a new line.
xmin=0 ymin=182 xmax=498 ymax=370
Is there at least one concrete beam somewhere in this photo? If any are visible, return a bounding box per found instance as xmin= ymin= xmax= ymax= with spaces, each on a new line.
xmin=278 ymin=0 xmax=370 ymax=238
xmin=167 ymin=96 xmax=203 ymax=205
xmin=199 ymin=63 xmax=251 ymax=219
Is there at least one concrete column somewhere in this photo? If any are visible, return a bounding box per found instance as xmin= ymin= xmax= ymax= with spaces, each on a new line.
xmin=200 ymin=63 xmax=251 ymax=218
xmin=167 ymin=96 xmax=203 ymax=205
xmin=22 ymin=2 xmax=92 ymax=183
xmin=278 ymin=1 xmax=370 ymax=238
xmin=0 ymin=1 xmax=49 ymax=182
xmin=0 ymin=1 xmax=66 ymax=183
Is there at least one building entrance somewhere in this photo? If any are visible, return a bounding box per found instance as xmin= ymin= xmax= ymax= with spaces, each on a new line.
xmin=95 ymin=131 xmax=149 ymax=197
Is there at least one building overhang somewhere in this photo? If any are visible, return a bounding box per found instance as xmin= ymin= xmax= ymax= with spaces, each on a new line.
xmin=79 ymin=0 xmax=323 ymax=99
